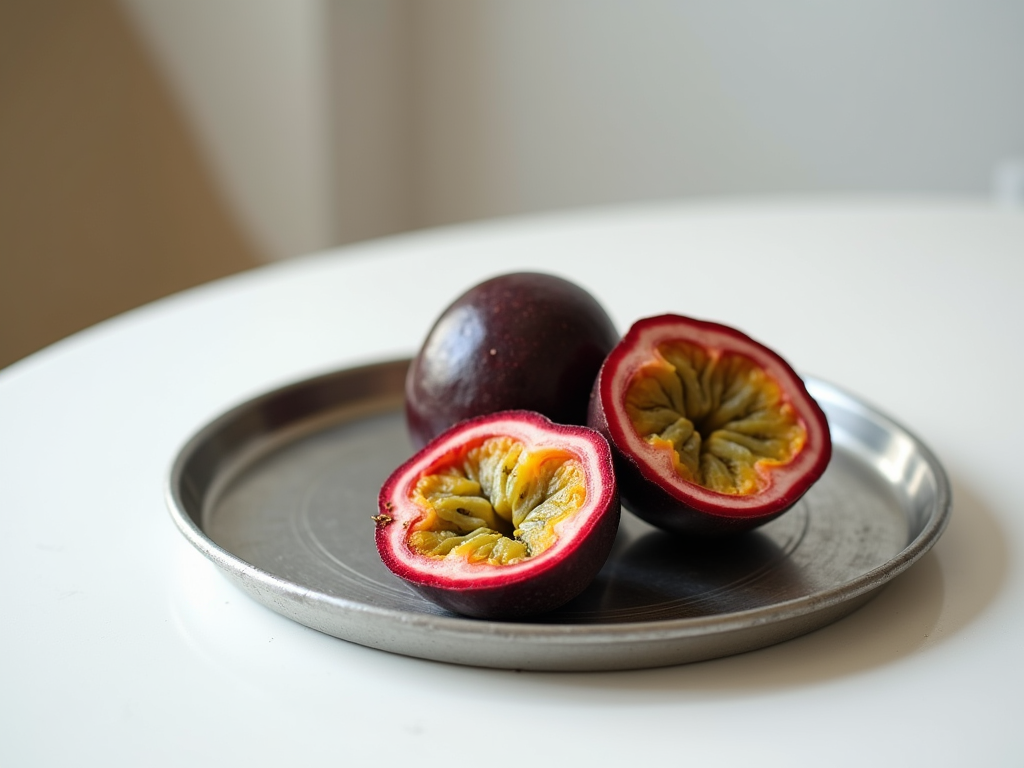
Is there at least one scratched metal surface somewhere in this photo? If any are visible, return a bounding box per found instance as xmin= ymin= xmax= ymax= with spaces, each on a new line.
xmin=167 ymin=359 xmax=950 ymax=671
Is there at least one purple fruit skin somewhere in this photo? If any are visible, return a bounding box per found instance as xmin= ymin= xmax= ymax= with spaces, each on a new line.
xmin=406 ymin=273 xmax=619 ymax=449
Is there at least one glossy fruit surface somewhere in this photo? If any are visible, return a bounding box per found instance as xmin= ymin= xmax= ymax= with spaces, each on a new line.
xmin=588 ymin=314 xmax=831 ymax=535
xmin=405 ymin=272 xmax=618 ymax=449
xmin=375 ymin=410 xmax=619 ymax=619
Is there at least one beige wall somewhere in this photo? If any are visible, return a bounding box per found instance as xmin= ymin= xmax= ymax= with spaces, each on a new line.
xmin=4 ymin=1 xmax=1023 ymax=368
xmin=120 ymin=1 xmax=1024 ymax=251
xmin=0 ymin=0 xmax=259 ymax=370
xmin=120 ymin=0 xmax=342 ymax=261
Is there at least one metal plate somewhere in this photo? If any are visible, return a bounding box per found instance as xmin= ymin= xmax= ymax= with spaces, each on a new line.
xmin=167 ymin=359 xmax=951 ymax=671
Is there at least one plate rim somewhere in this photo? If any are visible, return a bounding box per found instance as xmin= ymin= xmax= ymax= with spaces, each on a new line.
xmin=166 ymin=358 xmax=952 ymax=658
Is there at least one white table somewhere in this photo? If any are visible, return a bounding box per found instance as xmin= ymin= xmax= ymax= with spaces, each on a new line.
xmin=3 ymin=198 xmax=1021 ymax=765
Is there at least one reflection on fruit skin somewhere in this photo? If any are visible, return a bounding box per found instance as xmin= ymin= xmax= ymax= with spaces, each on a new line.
xmin=405 ymin=272 xmax=619 ymax=449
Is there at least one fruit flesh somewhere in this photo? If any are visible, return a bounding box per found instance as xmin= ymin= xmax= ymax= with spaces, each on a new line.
xmin=408 ymin=437 xmax=586 ymax=566
xmin=377 ymin=410 xmax=620 ymax=617
xmin=625 ymin=341 xmax=806 ymax=495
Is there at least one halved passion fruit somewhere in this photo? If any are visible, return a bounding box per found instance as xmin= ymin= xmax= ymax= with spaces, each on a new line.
xmin=588 ymin=314 xmax=831 ymax=535
xmin=375 ymin=410 xmax=619 ymax=618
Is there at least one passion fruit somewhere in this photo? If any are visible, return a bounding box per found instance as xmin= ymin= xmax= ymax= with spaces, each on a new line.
xmin=375 ymin=410 xmax=619 ymax=619
xmin=405 ymin=273 xmax=619 ymax=449
xmin=588 ymin=314 xmax=831 ymax=536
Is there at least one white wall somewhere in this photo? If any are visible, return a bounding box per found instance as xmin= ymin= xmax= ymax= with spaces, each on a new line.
xmin=412 ymin=0 xmax=1024 ymax=226
xmin=328 ymin=1 xmax=415 ymax=244
xmin=121 ymin=0 xmax=1024 ymax=259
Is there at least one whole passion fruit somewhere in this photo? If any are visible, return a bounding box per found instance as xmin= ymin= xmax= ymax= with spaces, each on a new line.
xmin=405 ymin=273 xmax=619 ymax=449
xmin=588 ymin=314 xmax=831 ymax=536
xmin=375 ymin=410 xmax=619 ymax=619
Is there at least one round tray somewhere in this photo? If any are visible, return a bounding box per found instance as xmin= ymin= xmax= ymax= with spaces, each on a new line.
xmin=166 ymin=359 xmax=951 ymax=671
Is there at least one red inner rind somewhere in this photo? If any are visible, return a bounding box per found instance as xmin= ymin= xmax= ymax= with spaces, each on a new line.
xmin=376 ymin=410 xmax=617 ymax=589
xmin=600 ymin=315 xmax=831 ymax=519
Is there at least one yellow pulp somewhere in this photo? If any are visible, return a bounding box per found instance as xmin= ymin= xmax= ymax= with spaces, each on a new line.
xmin=408 ymin=437 xmax=586 ymax=566
xmin=625 ymin=341 xmax=806 ymax=495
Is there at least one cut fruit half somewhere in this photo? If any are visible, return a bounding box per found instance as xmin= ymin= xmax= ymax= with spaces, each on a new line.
xmin=375 ymin=410 xmax=619 ymax=618
xmin=588 ymin=314 xmax=831 ymax=535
